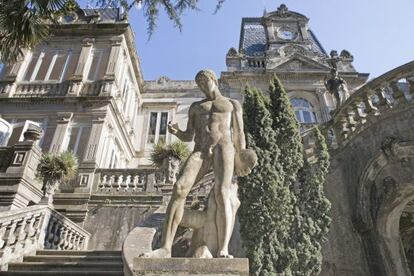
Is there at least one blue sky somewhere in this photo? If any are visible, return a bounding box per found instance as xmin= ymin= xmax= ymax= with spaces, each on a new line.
xmin=97 ymin=0 xmax=414 ymax=80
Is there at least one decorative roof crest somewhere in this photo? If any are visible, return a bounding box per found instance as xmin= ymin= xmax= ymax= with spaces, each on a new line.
xmin=276 ymin=4 xmax=289 ymax=17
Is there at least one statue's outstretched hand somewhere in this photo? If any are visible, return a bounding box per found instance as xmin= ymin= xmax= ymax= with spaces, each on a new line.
xmin=168 ymin=121 xmax=179 ymax=135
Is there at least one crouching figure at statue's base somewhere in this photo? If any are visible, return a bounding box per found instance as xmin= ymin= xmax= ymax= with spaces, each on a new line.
xmin=140 ymin=69 xmax=257 ymax=259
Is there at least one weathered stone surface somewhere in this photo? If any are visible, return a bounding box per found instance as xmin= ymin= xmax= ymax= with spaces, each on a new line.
xmin=133 ymin=258 xmax=249 ymax=275
xmin=84 ymin=206 xmax=155 ymax=250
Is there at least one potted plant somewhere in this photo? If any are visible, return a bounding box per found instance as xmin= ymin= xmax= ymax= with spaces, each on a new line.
xmin=37 ymin=151 xmax=78 ymax=205
xmin=150 ymin=141 xmax=190 ymax=185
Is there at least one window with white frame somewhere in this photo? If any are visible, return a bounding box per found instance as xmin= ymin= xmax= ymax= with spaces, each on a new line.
xmin=63 ymin=124 xmax=91 ymax=159
xmin=23 ymin=49 xmax=71 ymax=82
xmin=291 ymin=98 xmax=317 ymax=124
xmin=147 ymin=111 xmax=168 ymax=145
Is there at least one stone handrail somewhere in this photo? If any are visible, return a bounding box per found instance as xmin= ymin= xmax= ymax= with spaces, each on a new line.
xmin=95 ymin=168 xmax=164 ymax=194
xmin=0 ymin=205 xmax=90 ymax=269
xmin=328 ymin=60 xmax=414 ymax=146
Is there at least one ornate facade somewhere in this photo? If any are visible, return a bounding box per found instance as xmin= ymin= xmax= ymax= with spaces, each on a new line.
xmin=0 ymin=4 xmax=413 ymax=276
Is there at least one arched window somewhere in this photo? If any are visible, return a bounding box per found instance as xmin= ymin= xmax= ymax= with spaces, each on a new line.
xmin=291 ymin=98 xmax=317 ymax=124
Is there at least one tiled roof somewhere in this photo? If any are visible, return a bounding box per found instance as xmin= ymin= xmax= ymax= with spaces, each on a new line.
xmin=83 ymin=8 xmax=121 ymax=22
xmin=240 ymin=18 xmax=266 ymax=56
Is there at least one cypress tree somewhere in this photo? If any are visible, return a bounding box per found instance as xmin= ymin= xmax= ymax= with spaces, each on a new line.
xmin=291 ymin=127 xmax=331 ymax=275
xmin=239 ymin=76 xmax=331 ymax=275
xmin=239 ymin=79 xmax=301 ymax=275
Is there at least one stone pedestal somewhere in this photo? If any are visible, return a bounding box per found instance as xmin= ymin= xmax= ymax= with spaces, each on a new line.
xmin=133 ymin=258 xmax=249 ymax=276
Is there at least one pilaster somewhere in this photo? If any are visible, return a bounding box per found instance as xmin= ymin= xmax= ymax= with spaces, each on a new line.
xmin=49 ymin=112 xmax=73 ymax=153
xmin=68 ymin=38 xmax=94 ymax=96
xmin=105 ymin=37 xmax=123 ymax=79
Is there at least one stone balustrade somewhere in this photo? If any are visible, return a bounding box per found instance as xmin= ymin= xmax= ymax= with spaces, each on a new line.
xmin=245 ymin=57 xmax=266 ymax=68
xmin=15 ymin=82 xmax=68 ymax=97
xmin=0 ymin=79 xmax=116 ymax=98
xmin=328 ymin=60 xmax=414 ymax=147
xmin=0 ymin=205 xmax=90 ymax=269
xmin=95 ymin=168 xmax=164 ymax=194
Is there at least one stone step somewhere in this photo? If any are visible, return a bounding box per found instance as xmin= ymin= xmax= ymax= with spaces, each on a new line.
xmin=35 ymin=250 xmax=121 ymax=256
xmin=7 ymin=262 xmax=123 ymax=272
xmin=0 ymin=271 xmax=123 ymax=276
xmin=23 ymin=255 xmax=122 ymax=263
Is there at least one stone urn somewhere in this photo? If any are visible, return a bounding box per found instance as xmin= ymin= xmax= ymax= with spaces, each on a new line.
xmin=160 ymin=156 xmax=181 ymax=194
xmin=23 ymin=127 xmax=42 ymax=142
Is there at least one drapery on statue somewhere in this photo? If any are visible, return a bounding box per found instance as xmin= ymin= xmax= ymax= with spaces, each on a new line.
xmin=141 ymin=69 xmax=257 ymax=259
xmin=324 ymin=51 xmax=350 ymax=110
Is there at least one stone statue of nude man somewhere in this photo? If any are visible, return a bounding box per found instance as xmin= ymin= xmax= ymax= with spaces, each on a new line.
xmin=141 ymin=69 xmax=256 ymax=259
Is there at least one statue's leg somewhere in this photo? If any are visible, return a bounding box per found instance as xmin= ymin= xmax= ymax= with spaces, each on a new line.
xmin=141 ymin=152 xmax=205 ymax=258
xmin=335 ymin=91 xmax=341 ymax=109
xmin=213 ymin=142 xmax=235 ymax=258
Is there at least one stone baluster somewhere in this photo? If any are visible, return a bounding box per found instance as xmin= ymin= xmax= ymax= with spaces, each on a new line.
xmin=352 ymin=98 xmax=366 ymax=125
xmin=362 ymin=91 xmax=378 ymax=119
xmin=57 ymin=225 xmax=68 ymax=250
xmin=17 ymin=217 xmax=28 ymax=245
xmin=6 ymin=220 xmax=19 ymax=248
xmin=345 ymin=106 xmax=357 ymax=133
xmin=73 ymin=233 xmax=81 ymax=250
xmin=26 ymin=215 xmax=38 ymax=239
xmin=99 ymin=174 xmax=107 ymax=191
xmin=116 ymin=174 xmax=123 ymax=191
xmin=0 ymin=221 xmax=10 ymax=249
xmin=123 ymin=174 xmax=131 ymax=191
xmin=132 ymin=175 xmax=139 ymax=191
xmin=375 ymin=87 xmax=392 ymax=111
xmin=65 ymin=230 xmax=74 ymax=250
xmin=389 ymin=81 xmax=407 ymax=104
xmin=107 ymin=175 xmax=115 ymax=192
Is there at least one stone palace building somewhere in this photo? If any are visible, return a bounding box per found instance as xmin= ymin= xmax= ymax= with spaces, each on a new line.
xmin=0 ymin=4 xmax=413 ymax=276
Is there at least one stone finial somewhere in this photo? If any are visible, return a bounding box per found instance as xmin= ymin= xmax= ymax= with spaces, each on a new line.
xmin=276 ymin=4 xmax=289 ymax=17
xmin=23 ymin=126 xmax=42 ymax=142
xmin=340 ymin=50 xmax=354 ymax=62
xmin=226 ymin=47 xmax=238 ymax=57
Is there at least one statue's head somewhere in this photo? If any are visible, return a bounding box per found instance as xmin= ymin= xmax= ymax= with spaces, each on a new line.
xmin=195 ymin=69 xmax=220 ymax=98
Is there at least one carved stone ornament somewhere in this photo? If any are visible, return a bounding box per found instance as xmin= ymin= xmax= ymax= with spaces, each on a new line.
xmin=276 ymin=4 xmax=289 ymax=17
xmin=226 ymin=47 xmax=238 ymax=57
xmin=381 ymin=136 xmax=399 ymax=161
xmin=23 ymin=127 xmax=42 ymax=142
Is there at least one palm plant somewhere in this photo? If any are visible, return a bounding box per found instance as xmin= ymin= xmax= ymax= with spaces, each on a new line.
xmin=37 ymin=151 xmax=78 ymax=204
xmin=150 ymin=141 xmax=190 ymax=168
xmin=0 ymin=0 xmax=78 ymax=63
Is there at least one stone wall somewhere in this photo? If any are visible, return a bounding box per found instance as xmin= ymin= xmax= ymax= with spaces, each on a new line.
xmin=84 ymin=206 xmax=155 ymax=250
xmin=321 ymin=105 xmax=414 ymax=275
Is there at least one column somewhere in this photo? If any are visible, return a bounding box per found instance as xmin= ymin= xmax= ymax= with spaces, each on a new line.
xmin=49 ymin=112 xmax=73 ymax=153
xmin=68 ymin=38 xmax=94 ymax=96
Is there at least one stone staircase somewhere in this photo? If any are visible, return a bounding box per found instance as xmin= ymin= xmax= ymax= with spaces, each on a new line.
xmin=0 ymin=250 xmax=124 ymax=276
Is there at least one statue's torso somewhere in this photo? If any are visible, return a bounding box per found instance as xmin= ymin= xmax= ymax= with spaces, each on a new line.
xmin=193 ymin=97 xmax=234 ymax=151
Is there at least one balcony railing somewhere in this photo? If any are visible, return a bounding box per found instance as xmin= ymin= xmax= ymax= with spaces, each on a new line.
xmin=94 ymin=168 xmax=164 ymax=194
xmin=0 ymin=79 xmax=117 ymax=98
xmin=0 ymin=205 xmax=90 ymax=269
xmin=327 ymin=60 xmax=414 ymax=147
